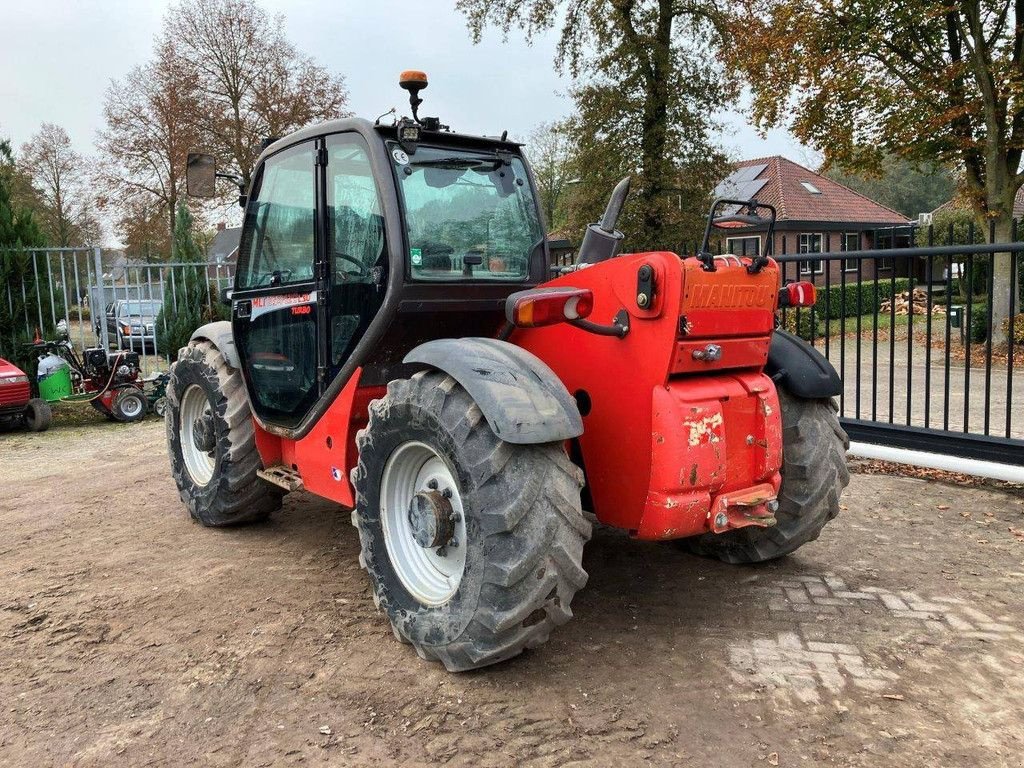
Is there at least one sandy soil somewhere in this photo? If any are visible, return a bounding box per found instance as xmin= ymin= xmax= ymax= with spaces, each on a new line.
xmin=1 ymin=411 xmax=1023 ymax=767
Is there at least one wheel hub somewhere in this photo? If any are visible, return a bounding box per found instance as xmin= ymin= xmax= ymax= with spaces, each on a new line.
xmin=408 ymin=487 xmax=457 ymax=549
xmin=192 ymin=412 xmax=216 ymax=453
xmin=380 ymin=441 xmax=468 ymax=606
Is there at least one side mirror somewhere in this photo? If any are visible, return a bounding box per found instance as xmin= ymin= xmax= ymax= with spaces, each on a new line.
xmin=186 ymin=153 xmax=217 ymax=198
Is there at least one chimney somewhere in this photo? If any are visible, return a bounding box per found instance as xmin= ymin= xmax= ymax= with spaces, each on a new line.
xmin=217 ymin=222 xmax=226 ymax=231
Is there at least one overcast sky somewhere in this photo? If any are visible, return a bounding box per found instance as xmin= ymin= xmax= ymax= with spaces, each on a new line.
xmin=1 ymin=0 xmax=810 ymax=245
xmin=1 ymin=0 xmax=808 ymax=151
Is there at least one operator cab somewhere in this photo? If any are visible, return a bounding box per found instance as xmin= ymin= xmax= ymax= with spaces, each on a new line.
xmin=187 ymin=71 xmax=548 ymax=437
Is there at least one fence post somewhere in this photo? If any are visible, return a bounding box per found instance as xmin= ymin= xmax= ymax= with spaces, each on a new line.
xmin=94 ymin=246 xmax=109 ymax=351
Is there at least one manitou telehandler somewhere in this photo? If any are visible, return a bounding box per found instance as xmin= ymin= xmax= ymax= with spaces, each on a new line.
xmin=168 ymin=71 xmax=848 ymax=671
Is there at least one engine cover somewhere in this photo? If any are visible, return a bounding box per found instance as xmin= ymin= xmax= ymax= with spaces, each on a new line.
xmin=83 ymin=347 xmax=108 ymax=375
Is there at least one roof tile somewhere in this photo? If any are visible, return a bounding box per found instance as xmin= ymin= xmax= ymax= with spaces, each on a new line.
xmin=729 ymin=156 xmax=910 ymax=225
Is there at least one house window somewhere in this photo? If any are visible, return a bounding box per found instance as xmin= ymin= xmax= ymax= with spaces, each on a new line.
xmin=800 ymin=181 xmax=822 ymax=194
xmin=726 ymin=236 xmax=760 ymax=256
xmin=843 ymin=232 xmax=860 ymax=272
xmin=798 ymin=233 xmax=824 ymax=274
xmin=877 ymin=257 xmax=893 ymax=272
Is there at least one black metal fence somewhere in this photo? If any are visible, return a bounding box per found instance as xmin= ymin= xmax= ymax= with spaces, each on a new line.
xmin=4 ymin=234 xmax=1022 ymax=468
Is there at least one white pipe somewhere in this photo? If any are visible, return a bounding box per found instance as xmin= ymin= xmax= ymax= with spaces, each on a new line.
xmin=848 ymin=441 xmax=1024 ymax=484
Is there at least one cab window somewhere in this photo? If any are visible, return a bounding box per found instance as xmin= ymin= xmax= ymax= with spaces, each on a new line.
xmin=237 ymin=142 xmax=316 ymax=289
xmin=392 ymin=144 xmax=541 ymax=281
xmin=326 ymin=134 xmax=387 ymax=367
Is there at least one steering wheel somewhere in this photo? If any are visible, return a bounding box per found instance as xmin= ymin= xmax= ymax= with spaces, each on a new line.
xmin=333 ymin=251 xmax=369 ymax=278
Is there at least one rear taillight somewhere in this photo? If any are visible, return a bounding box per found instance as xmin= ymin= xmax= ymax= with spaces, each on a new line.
xmin=506 ymin=288 xmax=594 ymax=328
xmin=779 ymin=281 xmax=816 ymax=308
xmin=0 ymin=375 xmax=29 ymax=385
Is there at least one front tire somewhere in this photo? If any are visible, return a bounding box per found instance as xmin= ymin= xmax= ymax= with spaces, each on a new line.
xmin=681 ymin=387 xmax=849 ymax=564
xmin=166 ymin=340 xmax=281 ymax=526
xmin=352 ymin=371 xmax=591 ymax=672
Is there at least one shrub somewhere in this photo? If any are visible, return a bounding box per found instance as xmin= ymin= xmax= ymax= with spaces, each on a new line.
xmin=968 ymin=302 xmax=990 ymax=343
xmin=815 ymin=277 xmax=914 ymax=320
xmin=1002 ymin=313 xmax=1024 ymax=344
xmin=780 ymin=308 xmax=820 ymax=339
xmin=779 ymin=277 xmax=914 ymax=340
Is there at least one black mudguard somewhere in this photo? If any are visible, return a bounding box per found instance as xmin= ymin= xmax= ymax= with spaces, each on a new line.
xmin=190 ymin=321 xmax=240 ymax=370
xmin=766 ymin=329 xmax=842 ymax=399
xmin=403 ymin=338 xmax=583 ymax=445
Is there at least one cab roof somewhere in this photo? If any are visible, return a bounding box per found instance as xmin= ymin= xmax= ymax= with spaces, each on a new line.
xmin=256 ymin=117 xmax=523 ymax=167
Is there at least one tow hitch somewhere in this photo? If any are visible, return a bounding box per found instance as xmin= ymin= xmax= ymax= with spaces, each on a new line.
xmin=709 ymin=483 xmax=779 ymax=533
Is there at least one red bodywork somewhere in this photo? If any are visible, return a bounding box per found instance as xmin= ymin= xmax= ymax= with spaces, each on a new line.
xmin=252 ymin=251 xmax=785 ymax=540
xmin=0 ymin=357 xmax=32 ymax=414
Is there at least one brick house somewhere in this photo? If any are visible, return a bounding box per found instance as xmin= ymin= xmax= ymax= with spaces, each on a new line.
xmin=714 ymin=156 xmax=914 ymax=284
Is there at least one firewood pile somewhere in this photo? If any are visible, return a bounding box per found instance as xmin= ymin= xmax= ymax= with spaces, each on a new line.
xmin=878 ymin=289 xmax=946 ymax=316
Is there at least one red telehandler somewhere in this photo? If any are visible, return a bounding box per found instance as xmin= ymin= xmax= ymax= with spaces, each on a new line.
xmin=167 ymin=71 xmax=848 ymax=671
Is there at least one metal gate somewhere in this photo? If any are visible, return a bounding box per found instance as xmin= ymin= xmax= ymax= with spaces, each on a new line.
xmin=0 ymin=247 xmax=234 ymax=374
xmin=771 ymin=230 xmax=1022 ymax=470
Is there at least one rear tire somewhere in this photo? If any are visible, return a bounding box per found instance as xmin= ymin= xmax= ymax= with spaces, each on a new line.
xmin=352 ymin=370 xmax=591 ymax=672
xmin=680 ymin=388 xmax=849 ymax=564
xmin=24 ymin=398 xmax=51 ymax=432
xmin=111 ymin=388 xmax=147 ymax=423
xmin=166 ymin=340 xmax=281 ymax=526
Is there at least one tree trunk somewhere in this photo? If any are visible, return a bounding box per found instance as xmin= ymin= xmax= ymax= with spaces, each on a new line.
xmin=637 ymin=2 xmax=674 ymax=250
xmin=979 ymin=151 xmax=1019 ymax=344
xmin=989 ymin=213 xmax=1019 ymax=346
xmin=168 ymin=195 xmax=177 ymax=253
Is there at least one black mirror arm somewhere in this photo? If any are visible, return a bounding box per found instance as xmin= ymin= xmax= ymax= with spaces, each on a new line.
xmin=215 ymin=171 xmax=243 ymax=187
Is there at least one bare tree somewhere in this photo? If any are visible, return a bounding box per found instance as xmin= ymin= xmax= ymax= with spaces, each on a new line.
xmin=527 ymin=122 xmax=573 ymax=232
xmin=19 ymin=123 xmax=101 ymax=246
xmin=166 ymin=0 xmax=350 ymax=189
xmin=96 ymin=38 xmax=198 ymax=257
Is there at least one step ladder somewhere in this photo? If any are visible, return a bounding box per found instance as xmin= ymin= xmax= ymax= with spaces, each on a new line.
xmin=257 ymin=465 xmax=304 ymax=492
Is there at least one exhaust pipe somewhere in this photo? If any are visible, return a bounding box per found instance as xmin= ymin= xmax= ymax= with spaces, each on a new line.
xmin=576 ymin=177 xmax=630 ymax=266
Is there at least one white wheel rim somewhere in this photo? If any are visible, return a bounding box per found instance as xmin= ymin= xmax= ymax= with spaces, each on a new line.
xmin=380 ymin=441 xmax=467 ymax=606
xmin=179 ymin=384 xmax=216 ymax=487
xmin=119 ymin=393 xmax=144 ymax=419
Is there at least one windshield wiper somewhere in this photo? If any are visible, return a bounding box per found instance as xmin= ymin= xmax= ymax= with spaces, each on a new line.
xmin=409 ymin=157 xmax=503 ymax=171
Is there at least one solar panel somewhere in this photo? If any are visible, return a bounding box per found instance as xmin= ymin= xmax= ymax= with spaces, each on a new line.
xmin=716 ymin=178 xmax=767 ymax=204
xmin=745 ymin=178 xmax=767 ymax=198
xmin=714 ymin=165 xmax=768 ymax=201
xmin=713 ymin=178 xmax=770 ymax=217
xmin=733 ymin=163 xmax=767 ymax=184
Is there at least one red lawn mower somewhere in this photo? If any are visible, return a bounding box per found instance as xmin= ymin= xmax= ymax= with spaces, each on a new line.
xmin=0 ymin=356 xmax=50 ymax=432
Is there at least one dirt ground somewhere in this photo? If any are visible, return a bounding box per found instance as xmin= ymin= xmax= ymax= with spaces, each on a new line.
xmin=2 ymin=410 xmax=1024 ymax=768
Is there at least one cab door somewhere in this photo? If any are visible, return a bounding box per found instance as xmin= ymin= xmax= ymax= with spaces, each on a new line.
xmin=232 ymin=140 xmax=320 ymax=429
xmin=232 ymin=134 xmax=389 ymax=431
